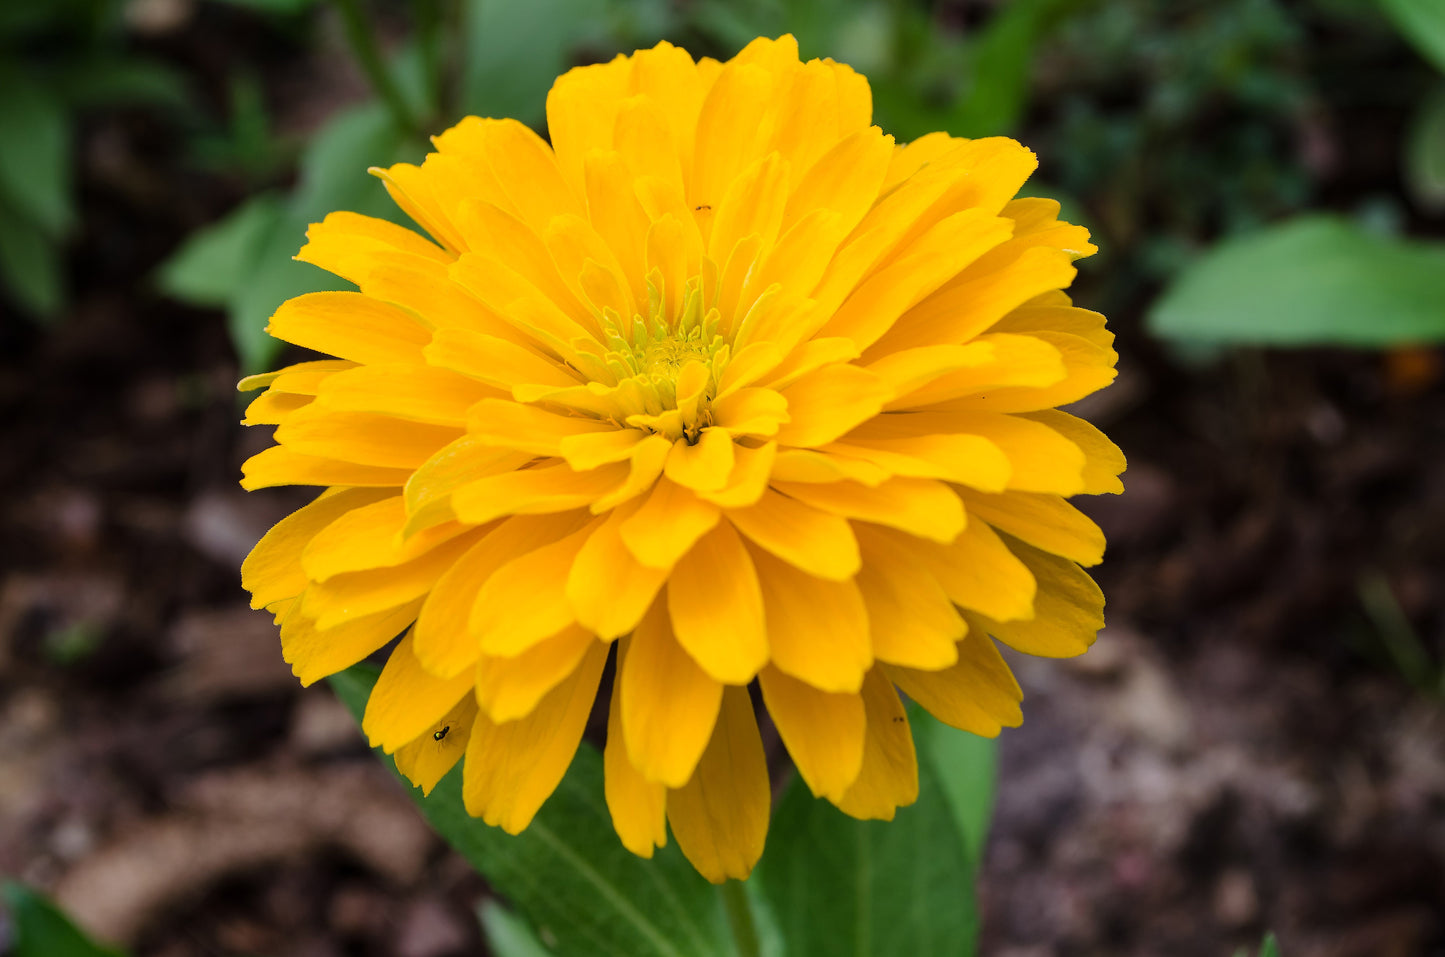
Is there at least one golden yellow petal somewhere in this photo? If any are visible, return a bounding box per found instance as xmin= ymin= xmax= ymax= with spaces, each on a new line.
xmin=242 ymin=487 xmax=391 ymax=610
xmin=461 ymin=641 xmax=609 ymax=834
xmin=618 ymin=478 xmax=721 ymax=569
xmin=666 ymin=520 xmax=768 ymax=684
xmin=758 ymin=665 xmax=865 ymax=801
xmin=603 ymin=638 xmax=669 ymax=858
xmin=363 ymin=630 xmax=475 ymax=751
xmin=666 ymin=686 xmax=771 ymax=884
xmin=772 ymin=476 xmax=964 ymax=544
xmin=727 ymin=488 xmax=860 ymax=580
xmin=957 ymin=488 xmax=1105 ymax=567
xmin=393 ymin=692 xmax=477 ymax=795
xmin=565 ymin=506 xmax=669 ymax=640
xmin=884 ymin=632 xmax=1022 ymax=737
xmin=621 ymin=599 xmax=724 ymax=787
xmin=475 ymin=623 xmax=596 ymax=723
xmin=831 ymin=667 xmax=918 ymax=821
xmin=748 ymin=543 xmax=871 ymax=693
xmin=853 ymin=524 xmax=964 ymax=670
xmin=472 ymin=520 xmax=598 ymax=656
xmin=266 ymin=291 xmax=429 ymax=365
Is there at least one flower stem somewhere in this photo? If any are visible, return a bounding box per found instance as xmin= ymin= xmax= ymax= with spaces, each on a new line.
xmin=333 ymin=0 xmax=421 ymax=137
xmin=720 ymin=879 xmax=761 ymax=957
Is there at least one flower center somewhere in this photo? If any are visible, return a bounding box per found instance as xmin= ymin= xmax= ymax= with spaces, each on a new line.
xmin=591 ymin=275 xmax=729 ymax=442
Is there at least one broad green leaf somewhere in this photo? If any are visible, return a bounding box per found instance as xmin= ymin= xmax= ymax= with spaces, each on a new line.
xmin=329 ymin=664 xmax=733 ymax=957
xmin=1406 ymin=85 xmax=1445 ymax=212
xmin=479 ymin=900 xmax=558 ymax=957
xmin=1148 ymin=215 xmax=1445 ymax=347
xmin=0 ymin=198 xmax=63 ymax=319
xmin=950 ymin=0 xmax=1082 ymax=137
xmin=226 ymin=103 xmax=422 ymax=372
xmin=911 ymin=708 xmax=997 ymax=874
xmin=460 ymin=0 xmax=671 ymax=129
xmin=0 ymin=63 xmax=73 ymax=238
xmin=54 ymin=58 xmax=192 ymax=112
xmin=1260 ymin=933 xmax=1283 ymax=957
xmin=156 ymin=193 xmax=284 ymax=307
xmin=1380 ymin=0 xmax=1445 ymax=73
xmin=754 ymin=753 xmax=979 ymax=957
xmin=1 ymin=883 xmax=127 ymax=957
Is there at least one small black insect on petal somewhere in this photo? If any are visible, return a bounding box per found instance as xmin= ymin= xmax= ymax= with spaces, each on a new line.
xmin=433 ymin=726 xmax=450 ymax=742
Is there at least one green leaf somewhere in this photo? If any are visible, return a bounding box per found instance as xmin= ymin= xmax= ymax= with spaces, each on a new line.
xmin=54 ymin=58 xmax=192 ymax=112
xmin=1260 ymin=932 xmax=1282 ymax=957
xmin=156 ymin=193 xmax=285 ymax=307
xmin=1148 ymin=215 xmax=1445 ymax=347
xmin=1 ymin=883 xmax=128 ymax=957
xmin=1406 ymin=85 xmax=1445 ymax=212
xmin=0 ymin=62 xmax=74 ymax=238
xmin=224 ymin=103 xmax=423 ymax=372
xmin=206 ymin=0 xmax=321 ymax=13
xmin=0 ymin=197 xmax=63 ymax=319
xmin=479 ymin=900 xmax=558 ymax=957
xmin=1380 ymin=0 xmax=1445 ymax=73
xmin=754 ymin=745 xmax=980 ymax=956
xmin=459 ymin=0 xmax=668 ymax=128
xmin=911 ymin=709 xmax=997 ymax=874
xmin=329 ymin=664 xmax=733 ymax=957
xmin=950 ymin=0 xmax=1081 ymax=137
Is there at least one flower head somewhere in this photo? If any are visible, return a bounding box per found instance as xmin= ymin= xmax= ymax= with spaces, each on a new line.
xmin=240 ymin=34 xmax=1123 ymax=883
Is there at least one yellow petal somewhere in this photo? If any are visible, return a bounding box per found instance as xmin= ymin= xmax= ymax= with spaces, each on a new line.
xmin=884 ymin=632 xmax=1022 ymax=737
xmin=710 ymin=386 xmax=789 ymax=438
xmin=832 ymin=667 xmax=918 ymax=821
xmin=910 ymin=519 xmax=1036 ymax=623
xmin=769 ymin=448 xmax=890 ymax=486
xmin=824 ymin=434 xmax=1011 ymax=493
xmin=589 ymin=434 xmax=672 ymax=512
xmin=424 ymin=327 xmax=578 ymax=391
xmin=274 ymin=407 xmax=462 ymax=470
xmin=363 ymin=630 xmax=475 ymax=751
xmin=242 ymin=488 xmax=392 ymax=609
xmin=937 ymin=331 xmax=1114 ymax=413
xmin=604 ymin=638 xmax=668 ymax=857
xmin=279 ymin=598 xmax=421 ymax=686
xmin=450 ymin=461 xmax=629 ymax=525
xmin=240 ymin=446 xmax=412 ymax=491
xmin=821 ymin=208 xmax=1013 ymax=351
xmin=462 ymin=641 xmax=609 ymax=833
xmin=774 ymin=364 xmax=892 ymax=448
xmin=301 ymin=529 xmax=483 ymax=630
xmin=392 ymin=692 xmax=477 ymax=795
xmin=691 ymin=62 xmax=776 ymax=213
xmin=694 ymin=441 xmax=778 ymax=509
xmin=957 ymin=488 xmax=1105 ymax=566
xmin=758 ymin=665 xmax=865 ymax=801
xmin=666 ymin=685 xmax=771 ymax=884
xmin=666 ymin=520 xmax=768 ymax=684
xmin=618 ymin=478 xmax=721 ymax=569
xmin=472 ymin=520 xmax=599 ymax=656
xmin=1019 ymin=409 xmax=1126 ymax=495
xmin=413 ymin=511 xmax=589 ymax=677
xmin=782 ymin=125 xmax=893 ymax=237
xmin=853 ymin=525 xmax=964 ymax=670
xmin=475 ymin=623 xmax=596 ymax=722
xmin=727 ymin=488 xmax=860 ymax=581
xmin=467 ymin=399 xmax=617 ymax=457
xmin=566 ymin=506 xmax=669 ymax=639
xmin=749 ymin=543 xmax=871 ymax=693
xmin=266 ymin=291 xmax=429 ymax=365
xmin=981 ymin=538 xmax=1103 ymax=658
xmin=402 ymin=435 xmax=531 ymax=537
xmin=663 ymin=429 xmax=735 ymax=492
xmin=296 ymin=210 xmax=450 ymax=285
xmin=621 ymin=599 xmax=724 ymax=787
xmin=771 ymin=476 xmax=964 ymax=544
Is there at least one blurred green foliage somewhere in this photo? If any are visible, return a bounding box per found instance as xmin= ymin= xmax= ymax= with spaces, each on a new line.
xmin=331 ymin=663 xmax=998 ymax=957
xmin=1 ymin=882 xmax=128 ymax=957
xmin=0 ymin=0 xmax=187 ymax=321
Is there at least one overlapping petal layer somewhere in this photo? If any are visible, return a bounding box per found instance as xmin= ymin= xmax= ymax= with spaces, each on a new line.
xmin=240 ymin=34 xmax=1124 ymax=883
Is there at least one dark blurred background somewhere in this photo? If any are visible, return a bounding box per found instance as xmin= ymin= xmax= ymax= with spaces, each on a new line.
xmin=1 ymin=0 xmax=1443 ymax=954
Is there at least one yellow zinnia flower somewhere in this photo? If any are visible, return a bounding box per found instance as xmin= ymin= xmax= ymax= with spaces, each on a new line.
xmin=239 ymin=34 xmax=1124 ymax=883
